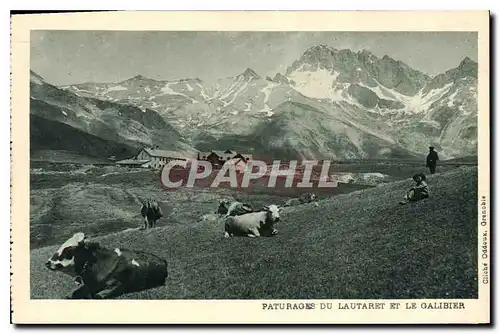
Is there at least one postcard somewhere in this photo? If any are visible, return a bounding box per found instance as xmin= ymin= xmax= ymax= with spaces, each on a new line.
xmin=10 ymin=10 xmax=490 ymax=324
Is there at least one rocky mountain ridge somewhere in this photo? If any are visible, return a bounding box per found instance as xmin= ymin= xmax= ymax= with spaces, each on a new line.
xmin=33 ymin=45 xmax=478 ymax=160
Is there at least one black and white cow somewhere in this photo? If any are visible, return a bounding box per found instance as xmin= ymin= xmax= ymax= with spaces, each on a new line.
xmin=45 ymin=232 xmax=168 ymax=299
xmin=140 ymin=199 xmax=163 ymax=229
xmin=217 ymin=199 xmax=232 ymax=215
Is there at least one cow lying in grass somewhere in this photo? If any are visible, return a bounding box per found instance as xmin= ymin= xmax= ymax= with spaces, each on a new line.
xmin=217 ymin=199 xmax=254 ymax=217
xmin=141 ymin=199 xmax=163 ymax=229
xmin=224 ymin=204 xmax=281 ymax=238
xmin=45 ymin=232 xmax=168 ymax=299
xmin=284 ymin=192 xmax=318 ymax=207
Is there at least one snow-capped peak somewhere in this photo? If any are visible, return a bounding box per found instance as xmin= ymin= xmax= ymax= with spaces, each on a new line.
xmin=241 ymin=68 xmax=261 ymax=80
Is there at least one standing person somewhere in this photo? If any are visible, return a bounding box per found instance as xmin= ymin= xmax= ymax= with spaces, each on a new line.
xmin=426 ymin=146 xmax=439 ymax=174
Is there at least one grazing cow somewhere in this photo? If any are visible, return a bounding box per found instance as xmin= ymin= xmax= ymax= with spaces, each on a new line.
xmin=217 ymin=199 xmax=254 ymax=217
xmin=224 ymin=204 xmax=281 ymax=238
xmin=284 ymin=192 xmax=318 ymax=207
xmin=303 ymin=192 xmax=317 ymax=202
xmin=141 ymin=199 xmax=163 ymax=229
xmin=45 ymin=232 xmax=168 ymax=299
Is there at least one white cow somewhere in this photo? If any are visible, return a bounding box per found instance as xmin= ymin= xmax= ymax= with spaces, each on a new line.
xmin=224 ymin=204 xmax=281 ymax=238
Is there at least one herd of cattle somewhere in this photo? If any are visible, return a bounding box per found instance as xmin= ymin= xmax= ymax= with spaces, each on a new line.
xmin=44 ymin=192 xmax=319 ymax=299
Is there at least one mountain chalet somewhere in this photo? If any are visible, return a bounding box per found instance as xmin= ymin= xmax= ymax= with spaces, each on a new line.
xmin=115 ymin=147 xmax=187 ymax=169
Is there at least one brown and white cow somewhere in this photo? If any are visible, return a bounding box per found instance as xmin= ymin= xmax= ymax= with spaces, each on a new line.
xmin=217 ymin=199 xmax=254 ymax=217
xmin=140 ymin=199 xmax=163 ymax=229
xmin=224 ymin=204 xmax=281 ymax=238
xmin=45 ymin=232 xmax=168 ymax=299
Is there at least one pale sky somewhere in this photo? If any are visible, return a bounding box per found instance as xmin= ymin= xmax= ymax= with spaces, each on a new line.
xmin=31 ymin=31 xmax=477 ymax=86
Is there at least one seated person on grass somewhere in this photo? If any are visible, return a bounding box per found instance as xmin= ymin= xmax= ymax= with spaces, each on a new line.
xmin=399 ymin=173 xmax=429 ymax=205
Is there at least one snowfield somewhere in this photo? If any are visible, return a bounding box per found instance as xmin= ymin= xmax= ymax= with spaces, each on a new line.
xmin=288 ymin=66 xmax=344 ymax=101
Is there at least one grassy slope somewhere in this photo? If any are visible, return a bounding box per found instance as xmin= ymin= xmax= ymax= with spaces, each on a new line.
xmin=31 ymin=166 xmax=478 ymax=299
xmin=29 ymin=165 xmax=371 ymax=249
xmin=442 ymin=155 xmax=478 ymax=164
xmin=30 ymin=150 xmax=116 ymax=164
xmin=30 ymin=114 xmax=137 ymax=160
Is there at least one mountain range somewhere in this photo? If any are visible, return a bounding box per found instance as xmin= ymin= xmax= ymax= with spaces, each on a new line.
xmin=30 ymin=45 xmax=478 ymax=161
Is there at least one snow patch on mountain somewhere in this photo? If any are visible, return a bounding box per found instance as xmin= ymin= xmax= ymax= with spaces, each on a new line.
xmin=288 ymin=67 xmax=343 ymax=101
xmin=161 ymin=83 xmax=187 ymax=97
xmin=405 ymin=83 xmax=453 ymax=113
xmin=258 ymin=104 xmax=274 ymax=117
xmin=69 ymin=86 xmax=93 ymax=96
xmin=446 ymin=90 xmax=460 ymax=107
xmin=257 ymin=82 xmax=279 ymax=115
xmin=106 ymin=85 xmax=127 ymax=93
xmin=222 ymin=80 xmax=249 ymax=107
xmin=469 ymin=86 xmax=478 ymax=99
xmin=218 ymin=76 xmax=244 ymax=101
xmin=368 ymin=83 xmax=399 ymax=101
xmin=196 ymin=83 xmax=210 ymax=100
xmin=361 ymin=78 xmax=455 ymax=115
